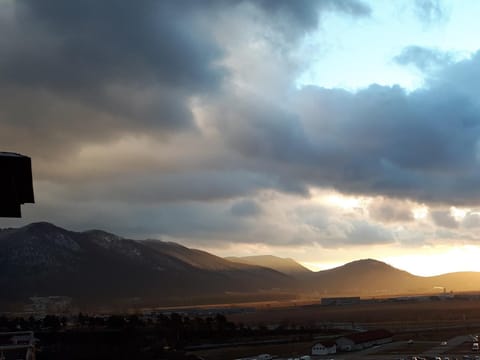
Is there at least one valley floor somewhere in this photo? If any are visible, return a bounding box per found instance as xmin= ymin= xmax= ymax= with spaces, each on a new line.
xmin=191 ymin=298 xmax=480 ymax=360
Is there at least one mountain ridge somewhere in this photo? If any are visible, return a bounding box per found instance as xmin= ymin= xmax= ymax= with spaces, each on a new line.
xmin=225 ymin=255 xmax=312 ymax=276
xmin=0 ymin=222 xmax=293 ymax=308
xmin=2 ymin=222 xmax=480 ymax=309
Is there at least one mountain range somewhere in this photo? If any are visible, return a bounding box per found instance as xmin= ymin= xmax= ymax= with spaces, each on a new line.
xmin=2 ymin=222 xmax=480 ymax=310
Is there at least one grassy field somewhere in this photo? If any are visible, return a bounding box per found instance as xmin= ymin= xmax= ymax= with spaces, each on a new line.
xmin=227 ymin=298 xmax=480 ymax=330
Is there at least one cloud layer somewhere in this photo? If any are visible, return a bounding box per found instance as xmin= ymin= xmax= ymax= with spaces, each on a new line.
xmin=3 ymin=0 xmax=480 ymax=259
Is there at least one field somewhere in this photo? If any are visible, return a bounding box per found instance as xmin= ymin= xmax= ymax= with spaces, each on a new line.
xmin=227 ymin=298 xmax=480 ymax=329
xmin=190 ymin=298 xmax=480 ymax=360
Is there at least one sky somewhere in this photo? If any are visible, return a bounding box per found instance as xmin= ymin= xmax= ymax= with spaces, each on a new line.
xmin=2 ymin=0 xmax=480 ymax=276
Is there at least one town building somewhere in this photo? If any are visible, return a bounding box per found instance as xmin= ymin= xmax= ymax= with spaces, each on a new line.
xmin=311 ymin=340 xmax=336 ymax=355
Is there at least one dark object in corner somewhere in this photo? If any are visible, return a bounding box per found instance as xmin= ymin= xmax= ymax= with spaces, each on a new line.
xmin=0 ymin=152 xmax=34 ymax=217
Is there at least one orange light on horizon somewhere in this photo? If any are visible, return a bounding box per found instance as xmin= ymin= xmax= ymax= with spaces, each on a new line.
xmin=299 ymin=245 xmax=480 ymax=277
xmin=384 ymin=245 xmax=480 ymax=276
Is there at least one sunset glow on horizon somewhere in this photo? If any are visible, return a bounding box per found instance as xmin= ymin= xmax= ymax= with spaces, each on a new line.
xmin=299 ymin=245 xmax=480 ymax=277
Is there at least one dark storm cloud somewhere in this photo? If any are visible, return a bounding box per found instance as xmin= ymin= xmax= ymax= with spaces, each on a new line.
xmin=10 ymin=198 xmax=249 ymax=241
xmin=0 ymin=0 xmax=227 ymax=157
xmin=254 ymin=0 xmax=370 ymax=33
xmin=8 ymin=0 xmax=480 ymax=251
xmin=368 ymin=198 xmax=414 ymax=223
xmin=61 ymin=170 xmax=272 ymax=203
xmin=213 ymin=67 xmax=480 ymax=206
xmin=48 ymin=167 xmax=314 ymax=204
xmin=139 ymin=203 xmax=249 ymax=239
xmin=200 ymin=44 xmax=480 ymax=206
xmin=230 ymin=199 xmax=262 ymax=217
xmin=394 ymin=46 xmax=453 ymax=71
xmin=0 ymin=85 xmax=193 ymax=158
xmin=343 ymin=221 xmax=395 ymax=245
xmin=281 ymin=52 xmax=480 ymax=205
xmin=6 ymin=1 xmax=223 ymax=91
xmin=2 ymin=0 xmax=370 ymax=94
xmin=0 ymin=0 xmax=373 ymax=201
xmin=218 ymin=97 xmax=316 ymax=164
xmin=0 ymin=0 xmax=370 ymax=160
xmin=3 ymin=0 xmax=477 ymax=209
xmin=430 ymin=209 xmax=458 ymax=228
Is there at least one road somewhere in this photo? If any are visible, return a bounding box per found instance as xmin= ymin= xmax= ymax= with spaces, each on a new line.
xmin=422 ymin=335 xmax=471 ymax=357
xmin=296 ymin=335 xmax=474 ymax=360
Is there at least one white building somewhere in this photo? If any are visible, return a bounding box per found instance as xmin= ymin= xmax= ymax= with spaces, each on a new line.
xmin=311 ymin=341 xmax=337 ymax=355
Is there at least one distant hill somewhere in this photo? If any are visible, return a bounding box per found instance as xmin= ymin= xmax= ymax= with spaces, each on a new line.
xmin=309 ymin=259 xmax=419 ymax=295
xmin=0 ymin=222 xmax=291 ymax=309
xmin=225 ymin=255 xmax=312 ymax=276
xmin=139 ymin=239 xmax=293 ymax=294
xmin=142 ymin=240 xmax=263 ymax=271
xmin=309 ymin=259 xmax=480 ymax=296
xmin=3 ymin=222 xmax=480 ymax=310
